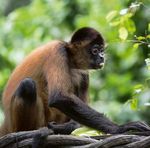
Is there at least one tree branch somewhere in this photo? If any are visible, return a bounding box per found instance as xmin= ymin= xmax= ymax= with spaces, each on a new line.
xmin=0 ymin=127 xmax=150 ymax=148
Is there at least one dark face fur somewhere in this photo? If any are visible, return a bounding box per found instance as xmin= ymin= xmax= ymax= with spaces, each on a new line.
xmin=88 ymin=43 xmax=105 ymax=69
xmin=68 ymin=27 xmax=105 ymax=70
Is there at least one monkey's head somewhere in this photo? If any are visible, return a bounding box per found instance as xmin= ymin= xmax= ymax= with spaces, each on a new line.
xmin=67 ymin=27 xmax=105 ymax=70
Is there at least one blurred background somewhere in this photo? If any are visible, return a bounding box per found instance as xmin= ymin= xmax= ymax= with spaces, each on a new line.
xmin=0 ymin=0 xmax=150 ymax=125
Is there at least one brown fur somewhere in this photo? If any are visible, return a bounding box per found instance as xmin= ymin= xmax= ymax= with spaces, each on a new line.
xmin=67 ymin=41 xmax=91 ymax=69
xmin=0 ymin=40 xmax=87 ymax=136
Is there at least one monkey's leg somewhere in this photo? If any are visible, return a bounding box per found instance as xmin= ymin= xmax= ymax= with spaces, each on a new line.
xmin=10 ymin=78 xmax=38 ymax=132
xmin=10 ymin=78 xmax=42 ymax=132
xmin=11 ymin=78 xmax=49 ymax=148
xmin=49 ymin=92 xmax=150 ymax=134
xmin=48 ymin=120 xmax=80 ymax=134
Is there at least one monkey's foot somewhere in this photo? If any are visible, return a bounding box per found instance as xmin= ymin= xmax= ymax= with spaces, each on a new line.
xmin=118 ymin=121 xmax=150 ymax=134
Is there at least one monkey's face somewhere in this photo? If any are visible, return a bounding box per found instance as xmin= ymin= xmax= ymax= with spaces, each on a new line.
xmin=68 ymin=42 xmax=105 ymax=70
xmin=70 ymin=27 xmax=105 ymax=70
xmin=88 ymin=43 xmax=105 ymax=69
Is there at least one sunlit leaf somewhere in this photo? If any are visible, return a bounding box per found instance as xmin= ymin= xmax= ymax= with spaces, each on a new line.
xmin=128 ymin=2 xmax=141 ymax=14
xmin=148 ymin=23 xmax=150 ymax=32
xmin=125 ymin=19 xmax=136 ymax=33
xmin=110 ymin=21 xmax=120 ymax=27
xmin=137 ymin=36 xmax=145 ymax=40
xmin=119 ymin=27 xmax=128 ymax=40
xmin=133 ymin=43 xmax=139 ymax=49
xmin=144 ymin=103 xmax=150 ymax=106
xmin=146 ymin=35 xmax=150 ymax=39
xmin=120 ymin=8 xmax=128 ymax=15
xmin=130 ymin=98 xmax=138 ymax=110
xmin=145 ymin=58 xmax=150 ymax=70
xmin=124 ymin=13 xmax=133 ymax=18
xmin=106 ymin=10 xmax=118 ymax=22
xmin=134 ymin=84 xmax=144 ymax=94
xmin=148 ymin=45 xmax=150 ymax=48
xmin=71 ymin=127 xmax=103 ymax=136
xmin=135 ymin=89 xmax=142 ymax=94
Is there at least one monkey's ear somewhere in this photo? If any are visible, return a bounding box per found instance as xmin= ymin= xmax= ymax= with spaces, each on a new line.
xmin=70 ymin=27 xmax=104 ymax=44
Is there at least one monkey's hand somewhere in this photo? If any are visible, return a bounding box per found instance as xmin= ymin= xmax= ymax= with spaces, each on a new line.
xmin=32 ymin=127 xmax=53 ymax=148
xmin=116 ymin=121 xmax=150 ymax=135
xmin=48 ymin=120 xmax=80 ymax=134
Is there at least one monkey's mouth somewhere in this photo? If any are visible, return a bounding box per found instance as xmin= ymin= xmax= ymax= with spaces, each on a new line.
xmin=98 ymin=63 xmax=104 ymax=69
xmin=91 ymin=62 xmax=104 ymax=69
xmin=90 ymin=61 xmax=104 ymax=69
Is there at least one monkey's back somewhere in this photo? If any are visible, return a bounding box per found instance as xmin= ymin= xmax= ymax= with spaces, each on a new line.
xmin=2 ymin=41 xmax=65 ymax=109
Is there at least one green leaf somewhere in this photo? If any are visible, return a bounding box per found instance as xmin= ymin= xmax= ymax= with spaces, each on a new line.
xmin=146 ymin=35 xmax=150 ymax=39
xmin=71 ymin=127 xmax=103 ymax=136
xmin=134 ymin=84 xmax=144 ymax=94
xmin=119 ymin=27 xmax=128 ymax=40
xmin=133 ymin=43 xmax=139 ymax=49
xmin=106 ymin=10 xmax=118 ymax=22
xmin=110 ymin=21 xmax=120 ymax=27
xmin=148 ymin=23 xmax=150 ymax=32
xmin=137 ymin=36 xmax=145 ymax=40
xmin=130 ymin=98 xmax=138 ymax=110
xmin=125 ymin=19 xmax=136 ymax=33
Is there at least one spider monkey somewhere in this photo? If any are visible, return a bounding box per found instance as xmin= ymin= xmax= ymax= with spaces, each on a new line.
xmin=0 ymin=27 xmax=150 ymax=138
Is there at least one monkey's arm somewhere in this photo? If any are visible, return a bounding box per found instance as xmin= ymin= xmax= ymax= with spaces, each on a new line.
xmin=44 ymin=51 xmax=150 ymax=134
xmin=47 ymin=74 xmax=89 ymax=134
xmin=49 ymin=92 xmax=150 ymax=134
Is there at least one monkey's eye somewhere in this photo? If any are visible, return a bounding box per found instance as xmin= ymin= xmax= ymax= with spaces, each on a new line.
xmin=92 ymin=48 xmax=99 ymax=55
xmin=100 ymin=48 xmax=104 ymax=53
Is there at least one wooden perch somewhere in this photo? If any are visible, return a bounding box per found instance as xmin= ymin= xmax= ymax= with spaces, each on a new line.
xmin=0 ymin=127 xmax=150 ymax=148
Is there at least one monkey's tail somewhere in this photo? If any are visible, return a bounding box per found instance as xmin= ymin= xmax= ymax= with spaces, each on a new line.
xmin=0 ymin=123 xmax=5 ymax=137
xmin=0 ymin=113 xmax=7 ymax=137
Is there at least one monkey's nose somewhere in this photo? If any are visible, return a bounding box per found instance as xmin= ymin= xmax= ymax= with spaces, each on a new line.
xmin=96 ymin=57 xmax=104 ymax=66
xmin=99 ymin=56 xmax=104 ymax=63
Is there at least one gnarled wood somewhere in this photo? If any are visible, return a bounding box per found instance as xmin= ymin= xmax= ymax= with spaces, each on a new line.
xmin=0 ymin=127 xmax=150 ymax=148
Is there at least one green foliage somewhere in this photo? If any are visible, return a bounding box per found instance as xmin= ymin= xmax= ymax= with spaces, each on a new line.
xmin=0 ymin=0 xmax=150 ymax=124
xmin=106 ymin=2 xmax=140 ymax=41
xmin=119 ymin=27 xmax=128 ymax=40
xmin=71 ymin=127 xmax=103 ymax=136
xmin=133 ymin=33 xmax=150 ymax=49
